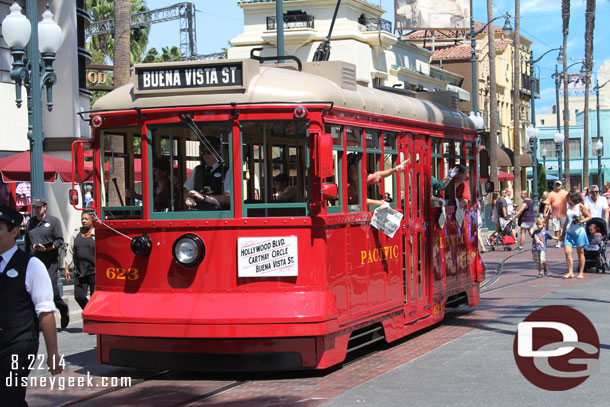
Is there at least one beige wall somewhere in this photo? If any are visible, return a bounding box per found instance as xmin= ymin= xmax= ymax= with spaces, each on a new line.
xmin=229 ymin=0 xmax=443 ymax=90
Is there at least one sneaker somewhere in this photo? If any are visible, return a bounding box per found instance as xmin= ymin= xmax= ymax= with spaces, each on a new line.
xmin=544 ymin=269 xmax=550 ymax=276
xmin=537 ymin=272 xmax=543 ymax=278
xmin=555 ymin=243 xmax=561 ymax=248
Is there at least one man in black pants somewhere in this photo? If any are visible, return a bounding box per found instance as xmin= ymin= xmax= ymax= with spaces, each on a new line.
xmin=24 ymin=197 xmax=69 ymax=328
xmin=0 ymin=206 xmax=63 ymax=406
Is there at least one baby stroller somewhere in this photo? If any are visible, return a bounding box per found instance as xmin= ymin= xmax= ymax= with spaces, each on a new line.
xmin=486 ymin=218 xmax=516 ymax=251
xmin=584 ymin=217 xmax=609 ymax=273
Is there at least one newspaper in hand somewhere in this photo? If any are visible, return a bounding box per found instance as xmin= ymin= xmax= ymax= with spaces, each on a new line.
xmin=371 ymin=206 xmax=404 ymax=238
xmin=438 ymin=206 xmax=447 ymax=228
xmin=455 ymin=206 xmax=465 ymax=227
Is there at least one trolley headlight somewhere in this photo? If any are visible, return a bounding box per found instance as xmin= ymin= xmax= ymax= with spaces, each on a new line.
xmin=172 ymin=234 xmax=205 ymax=267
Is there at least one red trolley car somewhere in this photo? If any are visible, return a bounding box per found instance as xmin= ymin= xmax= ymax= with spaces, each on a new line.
xmin=76 ymin=56 xmax=484 ymax=370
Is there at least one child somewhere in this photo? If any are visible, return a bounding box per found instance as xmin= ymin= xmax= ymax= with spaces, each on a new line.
xmin=531 ymin=218 xmax=555 ymax=278
xmin=585 ymin=223 xmax=603 ymax=249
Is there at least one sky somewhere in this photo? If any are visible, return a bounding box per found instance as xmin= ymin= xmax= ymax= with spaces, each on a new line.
xmin=144 ymin=0 xmax=610 ymax=116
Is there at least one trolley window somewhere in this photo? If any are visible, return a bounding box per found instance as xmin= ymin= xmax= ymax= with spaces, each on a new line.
xmin=382 ymin=132 xmax=397 ymax=207
xmin=430 ymin=137 xmax=445 ymax=207
xmin=346 ymin=127 xmax=363 ymax=212
xmin=442 ymin=138 xmax=472 ymax=207
xmin=241 ymin=120 xmax=308 ymax=217
xmin=325 ymin=124 xmax=343 ymax=212
xmin=147 ymin=121 xmax=233 ymax=219
xmin=366 ymin=129 xmax=382 ymax=208
xmin=99 ymin=126 xmax=143 ymax=220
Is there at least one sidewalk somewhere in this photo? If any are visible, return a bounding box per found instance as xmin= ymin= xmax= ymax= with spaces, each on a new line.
xmin=324 ymin=242 xmax=610 ymax=407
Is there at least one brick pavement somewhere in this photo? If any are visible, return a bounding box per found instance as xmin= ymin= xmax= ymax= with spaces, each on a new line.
xmin=188 ymin=246 xmax=604 ymax=406
xmin=24 ymin=241 xmax=605 ymax=407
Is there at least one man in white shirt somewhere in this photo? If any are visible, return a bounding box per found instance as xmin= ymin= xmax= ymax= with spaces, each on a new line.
xmin=0 ymin=206 xmax=63 ymax=405
xmin=584 ymin=185 xmax=609 ymax=222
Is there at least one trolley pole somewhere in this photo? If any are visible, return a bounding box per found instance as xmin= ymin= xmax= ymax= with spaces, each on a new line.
xmin=276 ymin=0 xmax=284 ymax=61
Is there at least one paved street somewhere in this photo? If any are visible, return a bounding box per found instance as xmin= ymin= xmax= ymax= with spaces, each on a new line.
xmin=24 ymin=242 xmax=610 ymax=406
xmin=325 ymin=245 xmax=610 ymax=407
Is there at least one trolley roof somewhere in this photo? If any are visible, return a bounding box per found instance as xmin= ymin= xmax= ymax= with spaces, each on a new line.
xmin=92 ymin=58 xmax=475 ymax=130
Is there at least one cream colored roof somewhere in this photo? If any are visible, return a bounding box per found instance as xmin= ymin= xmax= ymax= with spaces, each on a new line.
xmin=93 ymin=61 xmax=474 ymax=131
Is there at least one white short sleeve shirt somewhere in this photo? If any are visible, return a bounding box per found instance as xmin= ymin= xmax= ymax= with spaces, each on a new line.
xmin=0 ymin=245 xmax=56 ymax=316
xmin=584 ymin=195 xmax=609 ymax=219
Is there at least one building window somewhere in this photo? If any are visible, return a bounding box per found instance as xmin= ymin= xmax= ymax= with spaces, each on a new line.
xmin=569 ymin=138 xmax=581 ymax=158
xmin=539 ymin=139 xmax=557 ymax=158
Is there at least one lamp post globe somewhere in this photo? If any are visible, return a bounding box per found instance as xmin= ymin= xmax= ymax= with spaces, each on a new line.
xmin=38 ymin=8 xmax=62 ymax=54
xmin=1 ymin=3 xmax=31 ymax=48
xmin=557 ymin=48 xmax=565 ymax=64
xmin=527 ymin=125 xmax=540 ymax=140
xmin=553 ymin=131 xmax=564 ymax=144
xmin=541 ymin=148 xmax=547 ymax=170
xmin=595 ymin=140 xmax=603 ymax=155
xmin=1 ymin=1 xmax=62 ymax=198
xmin=502 ymin=15 xmax=513 ymax=36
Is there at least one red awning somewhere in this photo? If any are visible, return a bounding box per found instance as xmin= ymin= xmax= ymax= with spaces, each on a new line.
xmin=0 ymin=151 xmax=81 ymax=183
xmin=481 ymin=170 xmax=514 ymax=182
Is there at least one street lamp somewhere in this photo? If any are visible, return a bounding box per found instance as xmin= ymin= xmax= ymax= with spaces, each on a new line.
xmin=541 ymin=147 xmax=547 ymax=169
xmin=554 ymin=131 xmax=565 ymax=183
xmin=595 ymin=78 xmax=610 ymax=186
xmin=551 ymin=60 xmax=583 ymax=186
xmin=1 ymin=2 xmax=62 ymax=198
xmin=596 ymin=139 xmax=603 ymax=185
xmin=528 ymin=47 xmax=563 ymax=128
xmin=527 ymin=125 xmax=541 ymax=209
xmin=467 ymin=13 xmax=512 ymax=114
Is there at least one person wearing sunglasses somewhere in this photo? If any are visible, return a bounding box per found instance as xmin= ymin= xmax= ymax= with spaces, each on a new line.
xmin=584 ymin=185 xmax=609 ymax=224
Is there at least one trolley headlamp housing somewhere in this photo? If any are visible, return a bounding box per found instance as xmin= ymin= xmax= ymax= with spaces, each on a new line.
xmin=172 ymin=233 xmax=205 ymax=267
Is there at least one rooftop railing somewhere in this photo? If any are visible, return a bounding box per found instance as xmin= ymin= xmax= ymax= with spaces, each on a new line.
xmin=358 ymin=17 xmax=392 ymax=33
xmin=266 ymin=14 xmax=315 ymax=30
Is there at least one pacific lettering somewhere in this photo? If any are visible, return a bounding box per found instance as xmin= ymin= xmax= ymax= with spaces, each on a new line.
xmin=360 ymin=245 xmax=400 ymax=265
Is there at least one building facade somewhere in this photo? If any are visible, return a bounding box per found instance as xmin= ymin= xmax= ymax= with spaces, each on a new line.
xmin=229 ymin=0 xmax=455 ymax=92
xmin=0 ymin=0 xmax=91 ymax=238
xmin=404 ymin=23 xmax=534 ymax=181
xmin=536 ymin=110 xmax=610 ymax=190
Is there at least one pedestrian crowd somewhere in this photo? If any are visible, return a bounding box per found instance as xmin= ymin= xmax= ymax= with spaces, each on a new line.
xmin=487 ymin=180 xmax=610 ymax=280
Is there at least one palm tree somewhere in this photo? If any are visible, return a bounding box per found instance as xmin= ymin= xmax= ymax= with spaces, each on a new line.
xmin=562 ymin=0 xmax=570 ymax=189
xmin=143 ymin=46 xmax=181 ymax=63
xmin=114 ymin=0 xmax=131 ymax=88
xmin=582 ymin=0 xmax=596 ymax=188
xmin=513 ymin=0 xmax=522 ymax=202
xmin=487 ymin=0 xmax=499 ymax=191
xmin=86 ymin=1 xmax=150 ymax=66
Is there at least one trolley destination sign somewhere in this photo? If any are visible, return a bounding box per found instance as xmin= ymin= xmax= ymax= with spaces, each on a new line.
xmin=237 ymin=236 xmax=298 ymax=277
xmin=134 ymin=61 xmax=244 ymax=94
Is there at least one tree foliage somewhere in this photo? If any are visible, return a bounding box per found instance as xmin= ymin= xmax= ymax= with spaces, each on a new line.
xmin=85 ymin=0 xmax=150 ymax=66
xmin=143 ymin=46 xmax=181 ymax=63
xmin=537 ymin=163 xmax=547 ymax=199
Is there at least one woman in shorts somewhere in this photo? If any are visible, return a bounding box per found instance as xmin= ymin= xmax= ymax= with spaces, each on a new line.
xmin=561 ymin=190 xmax=592 ymax=279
